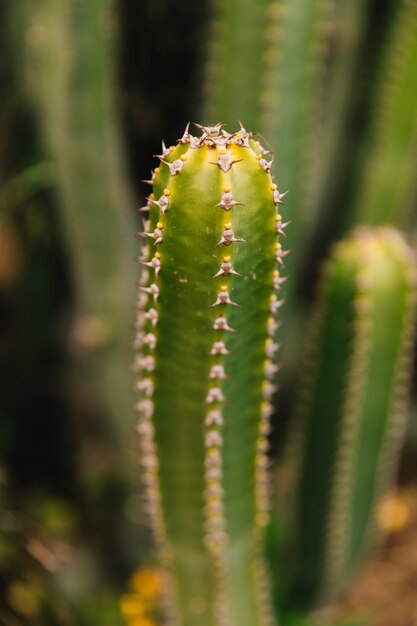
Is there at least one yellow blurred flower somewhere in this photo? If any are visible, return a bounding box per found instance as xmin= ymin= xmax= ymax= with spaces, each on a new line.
xmin=127 ymin=618 xmax=158 ymax=626
xmin=120 ymin=593 xmax=147 ymax=619
xmin=377 ymin=489 xmax=411 ymax=533
xmin=129 ymin=568 xmax=162 ymax=598
xmin=7 ymin=581 xmax=40 ymax=618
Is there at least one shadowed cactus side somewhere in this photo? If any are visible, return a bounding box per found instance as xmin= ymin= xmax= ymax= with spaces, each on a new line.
xmin=135 ymin=123 xmax=288 ymax=626
xmin=15 ymin=0 xmax=138 ymax=451
xmin=284 ymin=227 xmax=417 ymax=608
xmin=353 ymin=0 xmax=417 ymax=228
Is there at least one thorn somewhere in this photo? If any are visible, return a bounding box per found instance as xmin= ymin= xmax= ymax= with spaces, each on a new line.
xmin=259 ymin=158 xmax=273 ymax=173
xmin=264 ymin=359 xmax=279 ymax=378
xmin=136 ymin=378 xmax=154 ymax=396
xmin=136 ymin=419 xmax=154 ymax=436
xmin=212 ymin=256 xmax=242 ymax=278
xmin=141 ymin=255 xmax=161 ymax=276
xmin=210 ymin=341 xmax=231 ymax=355
xmin=275 ymin=243 xmax=291 ymax=265
xmin=154 ymin=140 xmax=171 ymax=161
xmin=194 ymin=122 xmax=224 ymax=137
xmin=270 ymin=295 xmax=284 ymax=313
xmin=147 ymin=193 xmax=170 ymax=214
xmin=178 ymin=122 xmax=191 ymax=144
xmin=261 ymin=402 xmax=273 ymax=420
xmin=205 ymin=430 xmax=223 ymax=447
xmin=262 ymin=381 xmax=277 ymax=401
xmin=209 ymin=364 xmax=227 ymax=380
xmin=205 ymin=409 xmax=224 ymax=426
xmin=143 ymin=333 xmax=157 ymax=350
xmin=232 ymin=121 xmax=252 ymax=147
xmin=135 ymin=399 xmax=154 ymax=419
xmin=210 ymin=287 xmax=240 ymax=307
xmin=267 ymin=317 xmax=279 ymax=336
xmin=135 ymin=355 xmax=156 ymax=373
xmin=144 ymin=308 xmax=159 ymax=327
xmin=265 ymin=339 xmax=280 ymax=358
xmin=212 ymin=315 xmax=237 ymax=332
xmin=140 ymin=283 xmax=159 ymax=302
xmin=189 ymin=135 xmax=203 ymax=149
xmin=273 ymin=274 xmax=287 ymax=290
xmin=159 ymin=158 xmax=184 ymax=176
xmin=214 ymin=191 xmax=243 ymax=211
xmin=216 ymin=224 xmax=245 ymax=246
xmin=273 ymin=189 xmax=289 ymax=204
xmin=210 ymin=154 xmax=243 ymax=172
xmin=205 ymin=387 xmax=226 ymax=404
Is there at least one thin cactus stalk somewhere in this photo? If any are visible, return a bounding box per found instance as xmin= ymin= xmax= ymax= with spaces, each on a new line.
xmin=17 ymin=0 xmax=138 ymax=451
xmin=203 ymin=0 xmax=270 ymax=129
xmin=258 ymin=0 xmax=330 ymax=279
xmin=135 ymin=123 xmax=288 ymax=626
xmin=308 ymin=0 xmax=372 ymax=217
xmin=284 ymin=227 xmax=417 ymax=607
xmin=353 ymin=0 xmax=417 ymax=227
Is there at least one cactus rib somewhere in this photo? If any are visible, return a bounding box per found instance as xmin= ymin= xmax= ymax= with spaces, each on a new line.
xmin=135 ymin=124 xmax=286 ymax=626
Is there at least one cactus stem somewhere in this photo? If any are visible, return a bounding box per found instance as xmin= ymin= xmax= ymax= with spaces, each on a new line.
xmin=135 ymin=124 xmax=285 ymax=626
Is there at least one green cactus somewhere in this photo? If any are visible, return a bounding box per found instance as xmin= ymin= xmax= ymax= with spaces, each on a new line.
xmin=353 ymin=0 xmax=417 ymax=227
xmin=135 ymin=123 xmax=288 ymax=626
xmin=16 ymin=0 xmax=138 ymax=451
xmin=203 ymin=0 xmax=270 ymax=129
xmin=284 ymin=227 xmax=416 ymax=608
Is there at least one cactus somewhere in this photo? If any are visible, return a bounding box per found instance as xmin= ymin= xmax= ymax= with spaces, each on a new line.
xmin=353 ymin=0 xmax=417 ymax=227
xmin=135 ymin=123 xmax=288 ymax=626
xmin=16 ymin=0 xmax=138 ymax=451
xmin=203 ymin=0 xmax=270 ymax=129
xmin=284 ymin=227 xmax=417 ymax=608
xmin=309 ymin=0 xmax=372 ymax=218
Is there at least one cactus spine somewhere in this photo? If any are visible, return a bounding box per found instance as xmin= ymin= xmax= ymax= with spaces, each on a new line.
xmin=135 ymin=124 xmax=287 ymax=626
xmin=285 ymin=227 xmax=417 ymax=607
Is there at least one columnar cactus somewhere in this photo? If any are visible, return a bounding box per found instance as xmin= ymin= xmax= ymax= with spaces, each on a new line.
xmin=285 ymin=227 xmax=417 ymax=607
xmin=135 ymin=123 xmax=288 ymax=626
xmin=353 ymin=0 xmax=417 ymax=227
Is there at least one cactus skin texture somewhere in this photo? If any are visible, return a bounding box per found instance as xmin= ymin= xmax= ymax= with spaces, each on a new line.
xmin=135 ymin=123 xmax=288 ymax=626
xmin=286 ymin=227 xmax=417 ymax=608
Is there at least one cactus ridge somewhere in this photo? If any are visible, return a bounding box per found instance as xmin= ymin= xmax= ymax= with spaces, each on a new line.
xmin=286 ymin=227 xmax=417 ymax=606
xmin=135 ymin=123 xmax=287 ymax=626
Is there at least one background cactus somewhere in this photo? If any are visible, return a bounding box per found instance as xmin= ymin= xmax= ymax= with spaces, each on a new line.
xmin=135 ymin=123 xmax=287 ymax=626
xmin=283 ymin=227 xmax=417 ymax=609
xmin=352 ymin=0 xmax=417 ymax=228
xmin=15 ymin=0 xmax=138 ymax=455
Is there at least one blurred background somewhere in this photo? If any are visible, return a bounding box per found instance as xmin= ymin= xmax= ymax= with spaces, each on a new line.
xmin=0 ymin=0 xmax=417 ymax=625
